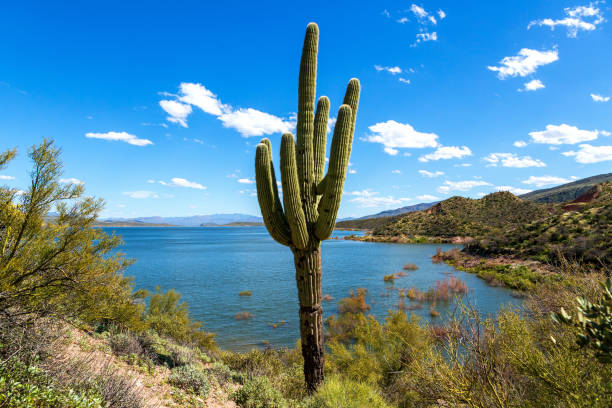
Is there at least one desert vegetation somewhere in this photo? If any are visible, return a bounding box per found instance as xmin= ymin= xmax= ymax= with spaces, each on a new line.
xmin=1 ymin=142 xmax=610 ymax=407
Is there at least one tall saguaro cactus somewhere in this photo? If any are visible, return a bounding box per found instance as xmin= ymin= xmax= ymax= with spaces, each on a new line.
xmin=254 ymin=22 xmax=360 ymax=392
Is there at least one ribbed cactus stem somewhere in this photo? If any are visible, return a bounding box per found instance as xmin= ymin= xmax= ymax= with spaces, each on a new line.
xmin=255 ymin=144 xmax=292 ymax=246
xmin=313 ymin=96 xmax=330 ymax=186
xmin=261 ymin=138 xmax=283 ymax=209
xmin=253 ymin=22 xmax=360 ymax=393
xmin=342 ymin=79 xmax=361 ymax=139
xmin=280 ymin=133 xmax=309 ymax=249
xmin=315 ymin=104 xmax=354 ymax=240
xmin=297 ymin=23 xmax=318 ymax=224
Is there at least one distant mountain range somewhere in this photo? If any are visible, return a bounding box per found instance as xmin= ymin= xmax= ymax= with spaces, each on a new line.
xmin=103 ymin=213 xmax=263 ymax=227
xmin=98 ymin=174 xmax=611 ymax=228
xmin=353 ymin=202 xmax=438 ymax=219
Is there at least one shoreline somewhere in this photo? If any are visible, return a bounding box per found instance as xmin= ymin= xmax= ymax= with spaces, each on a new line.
xmin=343 ymin=233 xmax=473 ymax=244
xmin=432 ymin=247 xmax=561 ymax=292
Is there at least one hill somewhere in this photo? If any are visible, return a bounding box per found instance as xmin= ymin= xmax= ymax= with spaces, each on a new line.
xmin=202 ymin=221 xmax=264 ymax=227
xmin=335 ymin=202 xmax=436 ymax=230
xmin=357 ymin=202 xmax=437 ymax=219
xmin=519 ymin=173 xmax=612 ymax=203
xmin=467 ymin=182 xmax=612 ymax=266
xmin=104 ymin=213 xmax=263 ymax=227
xmin=372 ymin=191 xmax=549 ymax=239
xmin=94 ymin=220 xmax=177 ymax=227
xmin=335 ymin=214 xmax=398 ymax=230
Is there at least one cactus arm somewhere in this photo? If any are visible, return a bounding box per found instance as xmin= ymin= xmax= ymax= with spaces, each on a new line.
xmin=255 ymin=143 xmax=292 ymax=246
xmin=261 ymin=138 xmax=282 ymax=209
xmin=297 ymin=23 xmax=318 ymax=224
xmin=280 ymin=133 xmax=309 ymax=250
xmin=314 ymin=104 xmax=353 ymax=240
xmin=342 ymin=79 xmax=361 ymax=139
xmin=313 ymin=96 xmax=330 ymax=185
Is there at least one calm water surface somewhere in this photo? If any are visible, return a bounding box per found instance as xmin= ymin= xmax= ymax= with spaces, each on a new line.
xmin=106 ymin=227 xmax=520 ymax=351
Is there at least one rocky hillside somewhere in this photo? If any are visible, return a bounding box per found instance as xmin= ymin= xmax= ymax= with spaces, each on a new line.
xmin=520 ymin=173 xmax=612 ymax=203
xmin=467 ymin=182 xmax=612 ymax=267
xmin=372 ymin=191 xmax=549 ymax=239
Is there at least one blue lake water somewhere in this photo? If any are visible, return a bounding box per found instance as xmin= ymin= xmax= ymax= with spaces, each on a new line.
xmin=105 ymin=227 xmax=520 ymax=351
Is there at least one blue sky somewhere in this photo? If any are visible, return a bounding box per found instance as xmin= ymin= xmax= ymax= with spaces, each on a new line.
xmin=1 ymin=1 xmax=611 ymax=218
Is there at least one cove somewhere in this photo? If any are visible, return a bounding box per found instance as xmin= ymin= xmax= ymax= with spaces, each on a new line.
xmin=106 ymin=226 xmax=520 ymax=351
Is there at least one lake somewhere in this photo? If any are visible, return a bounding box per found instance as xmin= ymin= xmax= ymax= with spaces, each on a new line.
xmin=105 ymin=226 xmax=520 ymax=351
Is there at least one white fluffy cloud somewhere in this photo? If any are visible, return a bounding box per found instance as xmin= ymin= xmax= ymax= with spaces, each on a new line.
xmin=418 ymin=170 xmax=444 ymax=177
xmin=513 ymin=140 xmax=528 ymax=148
xmin=178 ymin=82 xmax=227 ymax=115
xmin=392 ymin=170 xmax=402 ymax=174
xmin=495 ymin=186 xmax=532 ymax=195
xmin=529 ymin=124 xmax=601 ymax=144
xmin=123 ymin=191 xmax=159 ymax=199
xmin=417 ymin=194 xmax=439 ymax=201
xmin=237 ymin=178 xmax=255 ymax=184
xmin=488 ymin=48 xmax=558 ymax=79
xmin=218 ymin=108 xmax=294 ymax=137
xmin=591 ymin=93 xmax=610 ymax=102
xmin=419 ymin=146 xmax=472 ymax=162
xmin=366 ymin=120 xmax=439 ymax=154
xmin=528 ymin=3 xmax=605 ymax=38
xmin=0 ymin=175 xmax=15 ymax=180
xmin=346 ymin=189 xmax=411 ymax=208
xmin=437 ymin=180 xmax=492 ymax=194
xmin=483 ymin=153 xmax=546 ymax=168
xmin=437 ymin=10 xmax=446 ymax=19
xmin=522 ymin=79 xmax=545 ymax=91
xmin=522 ymin=176 xmax=570 ymax=187
xmin=85 ymin=131 xmax=153 ymax=146
xmin=374 ymin=65 xmax=402 ymax=75
xmin=160 ymin=82 xmax=294 ymax=137
xmin=159 ymin=177 xmax=206 ymax=190
xmin=159 ymin=100 xmax=192 ymax=127
xmin=59 ymin=178 xmax=84 ymax=185
xmin=562 ymin=144 xmax=612 ymax=163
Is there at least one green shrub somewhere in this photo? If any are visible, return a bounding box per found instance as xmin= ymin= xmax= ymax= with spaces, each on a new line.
xmin=552 ymin=277 xmax=612 ymax=363
xmin=144 ymin=287 xmax=216 ymax=351
xmin=206 ymin=362 xmax=233 ymax=385
xmin=168 ymin=364 xmax=210 ymax=397
xmin=232 ymin=376 xmax=287 ymax=408
xmin=0 ymin=359 xmax=103 ymax=408
xmin=109 ymin=332 xmax=142 ymax=357
xmin=307 ymin=375 xmax=393 ymax=408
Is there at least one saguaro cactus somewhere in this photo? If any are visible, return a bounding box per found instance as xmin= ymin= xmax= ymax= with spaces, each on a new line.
xmin=254 ymin=22 xmax=360 ymax=392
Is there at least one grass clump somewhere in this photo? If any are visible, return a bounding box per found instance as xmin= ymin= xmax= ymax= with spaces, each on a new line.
xmin=308 ymin=375 xmax=393 ymax=408
xmin=403 ymin=263 xmax=418 ymax=270
xmin=168 ymin=364 xmax=210 ymax=397
xmin=239 ymin=291 xmax=252 ymax=296
xmin=232 ymin=376 xmax=287 ymax=408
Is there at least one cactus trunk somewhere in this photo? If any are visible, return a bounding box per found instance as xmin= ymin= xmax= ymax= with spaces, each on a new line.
xmin=254 ymin=22 xmax=360 ymax=393
xmin=293 ymin=245 xmax=324 ymax=392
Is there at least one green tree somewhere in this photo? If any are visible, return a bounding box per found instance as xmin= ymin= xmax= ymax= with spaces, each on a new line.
xmin=0 ymin=140 xmax=143 ymax=328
